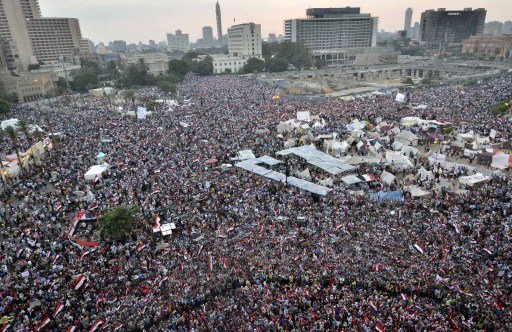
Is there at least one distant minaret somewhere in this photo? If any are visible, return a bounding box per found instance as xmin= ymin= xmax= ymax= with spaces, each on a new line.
xmin=216 ymin=1 xmax=223 ymax=45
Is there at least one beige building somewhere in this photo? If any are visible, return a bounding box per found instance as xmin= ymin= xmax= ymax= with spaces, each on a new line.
xmin=0 ymin=0 xmax=40 ymax=70
xmin=0 ymin=70 xmax=56 ymax=102
xmin=27 ymin=17 xmax=90 ymax=63
xmin=167 ymin=30 xmax=189 ymax=53
xmin=227 ymin=22 xmax=262 ymax=57
xmin=121 ymin=53 xmax=169 ymax=76
xmin=462 ymin=34 xmax=512 ymax=58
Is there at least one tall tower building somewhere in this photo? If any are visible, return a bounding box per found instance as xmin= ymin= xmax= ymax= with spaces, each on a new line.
xmin=215 ymin=1 xmax=223 ymax=45
xmin=404 ymin=8 xmax=413 ymax=36
xmin=0 ymin=0 xmax=40 ymax=70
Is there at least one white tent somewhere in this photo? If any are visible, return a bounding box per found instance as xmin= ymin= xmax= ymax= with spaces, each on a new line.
xmin=89 ymin=87 xmax=116 ymax=97
xmin=1 ymin=118 xmax=20 ymax=130
xmin=84 ymin=163 xmax=109 ymax=181
xmin=238 ymin=150 xmax=256 ymax=160
xmin=459 ymin=173 xmax=490 ymax=187
xmin=137 ymin=106 xmax=149 ymax=119
xmin=296 ymin=168 xmax=312 ymax=181
xmin=404 ymin=186 xmax=430 ymax=197
xmin=380 ymin=171 xmax=396 ymax=185
xmin=396 ymin=130 xmax=419 ymax=147
xmin=386 ymin=151 xmax=413 ymax=169
xmin=341 ymin=175 xmax=362 ymax=185
xmin=395 ymin=93 xmax=406 ymax=103
xmin=418 ymin=167 xmax=434 ymax=181
xmin=401 ymin=145 xmax=419 ymax=156
xmin=491 ymin=154 xmax=511 ymax=170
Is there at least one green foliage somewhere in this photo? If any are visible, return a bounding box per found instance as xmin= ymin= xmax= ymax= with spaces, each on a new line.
xmin=0 ymin=98 xmax=10 ymax=115
xmin=119 ymin=58 xmax=152 ymax=88
xmin=276 ymin=41 xmax=312 ymax=69
xmin=315 ymin=58 xmax=328 ymax=69
xmin=243 ymin=58 xmax=265 ymax=74
xmin=464 ymin=80 xmax=478 ymax=87
xmin=99 ymin=205 xmax=139 ymax=240
xmin=262 ymin=41 xmax=279 ymax=59
xmin=157 ymin=80 xmax=177 ymax=94
xmin=189 ymin=56 xmax=213 ymax=76
xmin=71 ymin=66 xmax=99 ymax=92
xmin=168 ymin=59 xmax=189 ymax=78
xmin=441 ymin=127 xmax=454 ymax=135
xmin=182 ymin=51 xmax=200 ymax=61
xmin=107 ymin=61 xmax=120 ymax=80
xmin=266 ymin=57 xmax=289 ymax=72
xmin=147 ymin=101 xmax=158 ymax=111
xmin=56 ymin=77 xmax=69 ymax=95
xmin=27 ymin=63 xmax=41 ymax=71
xmin=404 ymin=77 xmax=414 ymax=85
xmin=492 ymin=101 xmax=511 ymax=115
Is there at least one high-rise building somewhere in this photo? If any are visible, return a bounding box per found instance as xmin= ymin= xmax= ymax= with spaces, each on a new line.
xmin=27 ymin=18 xmax=89 ymax=63
xmin=0 ymin=0 xmax=90 ymax=70
xmin=404 ymin=8 xmax=413 ymax=37
xmin=284 ymin=7 xmax=378 ymax=54
xmin=167 ymin=29 xmax=190 ymax=53
xmin=420 ymin=8 xmax=486 ymax=49
xmin=202 ymin=26 xmax=214 ymax=45
xmin=227 ymin=22 xmax=262 ymax=57
xmin=0 ymin=0 xmax=40 ymax=70
xmin=412 ymin=22 xmax=420 ymax=40
xmin=216 ymin=1 xmax=223 ymax=45
xmin=484 ymin=21 xmax=503 ymax=36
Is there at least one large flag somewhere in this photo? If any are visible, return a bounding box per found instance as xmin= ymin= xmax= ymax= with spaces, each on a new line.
xmin=113 ymin=324 xmax=123 ymax=331
xmin=152 ymin=215 xmax=161 ymax=233
xmin=53 ymin=300 xmax=64 ymax=318
xmin=66 ymin=327 xmax=76 ymax=332
xmin=37 ymin=316 xmax=50 ymax=331
xmin=73 ymin=274 xmax=86 ymax=291
xmin=136 ymin=241 xmax=146 ymax=252
xmin=89 ymin=320 xmax=104 ymax=332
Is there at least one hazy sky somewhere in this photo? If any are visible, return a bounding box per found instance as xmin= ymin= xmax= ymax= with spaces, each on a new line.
xmin=39 ymin=0 xmax=512 ymax=44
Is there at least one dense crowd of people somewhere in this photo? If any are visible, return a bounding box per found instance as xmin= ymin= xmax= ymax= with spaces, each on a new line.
xmin=0 ymin=73 xmax=511 ymax=331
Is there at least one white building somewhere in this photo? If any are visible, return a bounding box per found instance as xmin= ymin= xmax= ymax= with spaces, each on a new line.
xmin=284 ymin=7 xmax=378 ymax=64
xmin=0 ymin=0 xmax=40 ymax=70
xmin=206 ymin=54 xmax=249 ymax=74
xmin=27 ymin=17 xmax=90 ymax=63
xmin=121 ymin=53 xmax=169 ymax=76
xmin=167 ymin=29 xmax=189 ymax=53
xmin=227 ymin=22 xmax=262 ymax=57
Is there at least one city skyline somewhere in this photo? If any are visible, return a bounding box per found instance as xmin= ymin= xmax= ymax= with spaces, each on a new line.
xmin=39 ymin=0 xmax=512 ymax=44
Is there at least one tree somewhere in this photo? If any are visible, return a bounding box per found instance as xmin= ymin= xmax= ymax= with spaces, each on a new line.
xmin=1 ymin=126 xmax=25 ymax=175
xmin=276 ymin=41 xmax=312 ymax=69
xmin=190 ymin=56 xmax=213 ymax=75
xmin=243 ymin=58 xmax=265 ymax=73
xmin=157 ymin=80 xmax=177 ymax=94
xmin=16 ymin=120 xmax=33 ymax=146
xmin=404 ymin=77 xmax=414 ymax=85
xmin=266 ymin=58 xmax=289 ymax=72
xmin=99 ymin=205 xmax=139 ymax=240
xmin=120 ymin=59 xmax=151 ymax=87
xmin=123 ymin=90 xmax=136 ymax=108
xmin=0 ymin=98 xmax=10 ymax=115
xmin=262 ymin=41 xmax=279 ymax=60
xmin=107 ymin=61 xmax=120 ymax=80
xmin=168 ymin=59 xmax=189 ymax=78
xmin=71 ymin=67 xmax=99 ymax=92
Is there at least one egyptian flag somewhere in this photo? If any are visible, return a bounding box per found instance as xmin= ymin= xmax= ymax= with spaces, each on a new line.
xmin=89 ymin=320 xmax=104 ymax=332
xmin=113 ymin=324 xmax=123 ymax=331
xmin=95 ymin=295 xmax=105 ymax=311
xmin=66 ymin=327 xmax=76 ymax=332
xmin=53 ymin=299 xmax=64 ymax=317
xmin=37 ymin=316 xmax=51 ymax=331
xmin=136 ymin=241 xmax=146 ymax=252
xmin=376 ymin=323 xmax=385 ymax=332
xmin=152 ymin=215 xmax=161 ymax=233
xmin=1 ymin=324 xmax=11 ymax=332
xmin=209 ymin=254 xmax=213 ymax=272
xmin=362 ymin=174 xmax=376 ymax=182
xmin=73 ymin=274 xmax=86 ymax=291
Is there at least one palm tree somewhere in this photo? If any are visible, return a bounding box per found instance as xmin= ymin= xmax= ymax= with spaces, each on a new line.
xmin=123 ymin=89 xmax=136 ymax=110
xmin=44 ymin=117 xmax=57 ymax=149
xmin=1 ymin=126 xmax=25 ymax=175
xmin=16 ymin=120 xmax=33 ymax=146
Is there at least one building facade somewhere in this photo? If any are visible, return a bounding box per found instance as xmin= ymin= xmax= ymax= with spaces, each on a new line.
xmin=121 ymin=53 xmax=169 ymax=76
xmin=284 ymin=7 xmax=378 ymax=57
xmin=167 ymin=30 xmax=189 ymax=53
xmin=404 ymin=8 xmax=413 ymax=37
xmin=27 ymin=18 xmax=89 ymax=63
xmin=227 ymin=22 xmax=262 ymax=57
xmin=0 ymin=70 xmax=56 ymax=102
xmin=0 ymin=0 xmax=40 ymax=70
xmin=216 ymin=1 xmax=223 ymax=45
xmin=462 ymin=34 xmax=512 ymax=58
xmin=420 ymin=8 xmax=486 ymax=49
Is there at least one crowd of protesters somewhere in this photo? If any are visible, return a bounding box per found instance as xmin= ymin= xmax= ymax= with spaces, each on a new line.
xmin=0 ymin=72 xmax=511 ymax=331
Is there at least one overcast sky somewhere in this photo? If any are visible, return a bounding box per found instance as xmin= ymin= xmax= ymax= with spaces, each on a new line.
xmin=39 ymin=0 xmax=512 ymax=44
